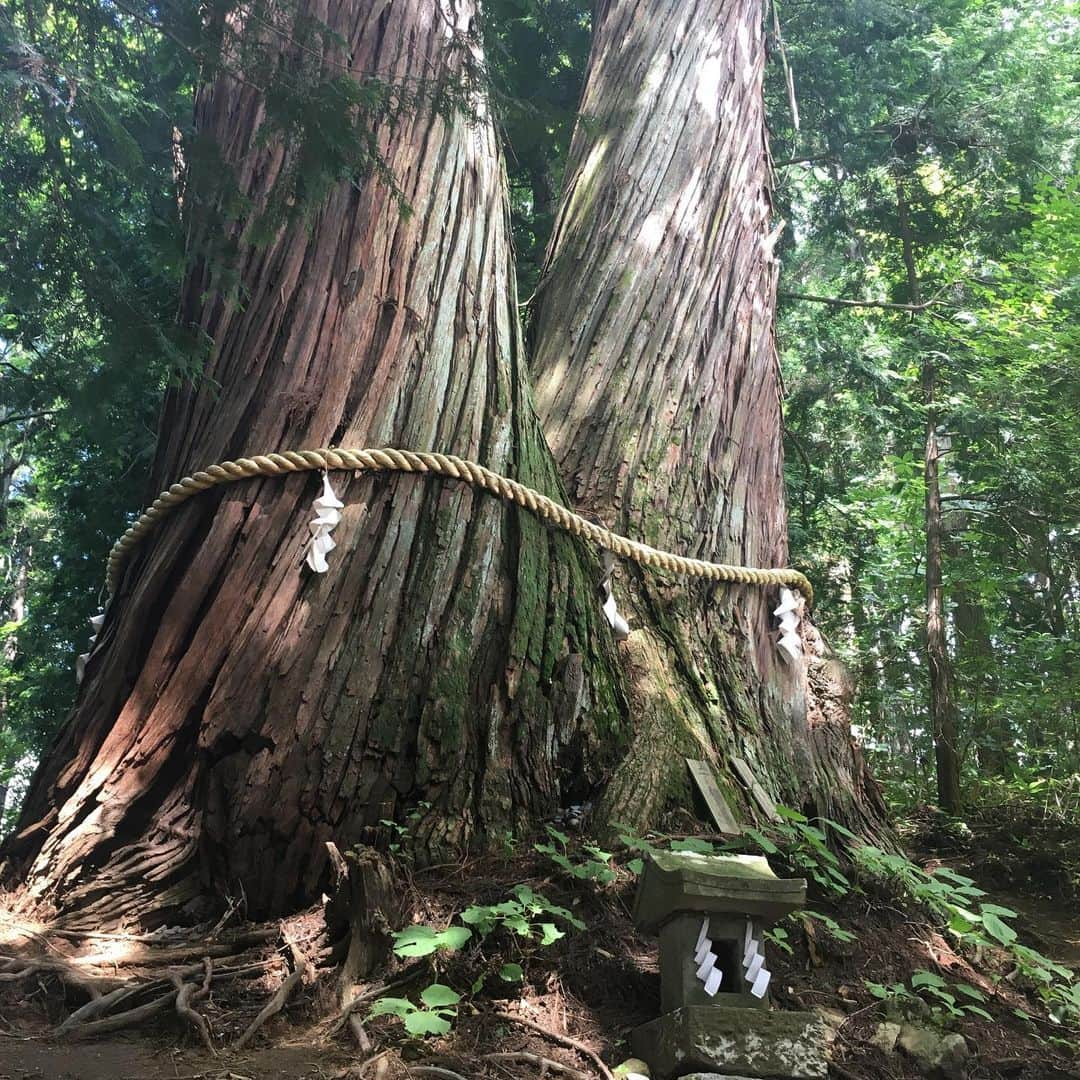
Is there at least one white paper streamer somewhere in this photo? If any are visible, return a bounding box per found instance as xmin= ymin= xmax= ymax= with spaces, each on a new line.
xmin=774 ymin=587 xmax=803 ymax=661
xmin=750 ymin=967 xmax=771 ymax=998
xmin=695 ymin=917 xmax=711 ymax=951
xmin=305 ymin=474 xmax=344 ymax=574
xmin=76 ymin=610 xmax=108 ymax=685
xmin=746 ymin=951 xmax=765 ymax=981
xmin=703 ymin=967 xmax=723 ymax=996
xmin=743 ymin=936 xmax=760 ymax=966
xmin=601 ymin=591 xmax=630 ymax=641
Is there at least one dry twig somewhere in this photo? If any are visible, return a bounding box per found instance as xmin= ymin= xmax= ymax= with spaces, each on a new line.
xmin=232 ymin=924 xmax=312 ymax=1050
xmin=485 ymin=1051 xmax=590 ymax=1079
xmin=494 ymin=1010 xmax=613 ymax=1080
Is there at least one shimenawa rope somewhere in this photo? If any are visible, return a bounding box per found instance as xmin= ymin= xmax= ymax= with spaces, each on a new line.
xmin=104 ymin=447 xmax=814 ymax=605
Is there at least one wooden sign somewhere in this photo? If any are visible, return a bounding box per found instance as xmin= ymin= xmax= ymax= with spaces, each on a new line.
xmin=730 ymin=756 xmax=779 ymax=821
xmin=685 ymin=758 xmax=742 ymax=835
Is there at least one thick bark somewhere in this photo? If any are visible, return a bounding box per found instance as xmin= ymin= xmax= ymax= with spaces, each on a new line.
xmin=2 ymin=0 xmax=624 ymax=927
xmin=528 ymin=0 xmax=887 ymax=836
xmin=896 ymin=177 xmax=961 ymax=813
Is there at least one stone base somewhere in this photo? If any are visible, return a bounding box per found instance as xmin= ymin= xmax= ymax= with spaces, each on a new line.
xmin=630 ymin=1006 xmax=827 ymax=1080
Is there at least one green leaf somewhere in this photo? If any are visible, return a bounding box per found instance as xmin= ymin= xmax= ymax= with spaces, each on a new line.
xmin=980 ymin=903 xmax=1019 ymax=918
xmin=499 ymin=963 xmax=524 ymax=982
xmin=392 ymin=924 xmax=472 ymax=957
xmin=743 ymin=828 xmax=779 ymax=855
xmin=627 ymin=857 xmax=644 ymax=875
xmin=368 ymin=996 xmax=416 ymax=1018
xmin=671 ymin=837 xmax=717 ymax=855
xmin=404 ymin=1011 xmax=453 ymax=1037
xmin=981 ymin=909 xmax=1018 ymax=946
xmin=911 ymin=970 xmax=948 ymax=989
xmin=420 ymin=983 xmax=461 ymax=1008
xmin=538 ymin=922 xmax=565 ymax=946
xmin=391 ymin=926 xmax=439 ymax=957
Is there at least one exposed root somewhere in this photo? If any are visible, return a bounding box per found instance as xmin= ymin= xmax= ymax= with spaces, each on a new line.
xmin=348 ymin=1012 xmax=373 ymax=1051
xmin=328 ymin=963 xmax=425 ymax=1038
xmin=64 ymin=986 xmax=179 ymax=1040
xmin=485 ymin=1052 xmax=591 ymax=1079
xmin=54 ymin=960 xmax=268 ymax=1038
xmin=170 ymin=957 xmax=215 ymax=1054
xmin=0 ymin=954 xmax=120 ymax=998
xmin=232 ymin=924 xmax=313 ymax=1050
xmin=494 ymin=1010 xmax=614 ymax=1080
xmin=408 ymin=1068 xmax=468 ymax=1080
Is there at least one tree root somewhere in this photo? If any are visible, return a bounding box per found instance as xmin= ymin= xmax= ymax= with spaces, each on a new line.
xmin=327 ymin=963 xmax=425 ymax=1038
xmin=0 ymin=954 xmax=122 ymax=998
xmin=485 ymin=1052 xmax=591 ymax=1079
xmin=64 ymin=986 xmax=179 ymax=1040
xmin=55 ymin=960 xmax=267 ymax=1038
xmin=232 ymin=925 xmax=312 ymax=1050
xmin=494 ymin=1010 xmax=614 ymax=1080
xmin=170 ymin=958 xmax=215 ymax=1054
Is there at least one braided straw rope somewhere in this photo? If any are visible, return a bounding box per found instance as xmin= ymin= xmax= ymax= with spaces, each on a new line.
xmin=105 ymin=447 xmax=813 ymax=605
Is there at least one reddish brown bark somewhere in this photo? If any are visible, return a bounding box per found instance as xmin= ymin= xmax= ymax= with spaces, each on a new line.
xmin=2 ymin=0 xmax=624 ymax=927
xmin=529 ymin=0 xmax=887 ymax=835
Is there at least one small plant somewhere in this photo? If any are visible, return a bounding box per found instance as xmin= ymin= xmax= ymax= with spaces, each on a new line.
xmin=865 ymin=971 xmax=993 ymax=1024
xmin=794 ymin=908 xmax=856 ymax=943
xmin=536 ymin=826 xmax=617 ymax=884
xmin=855 ymin=845 xmax=1080 ymax=1030
xmin=369 ymin=983 xmax=461 ymax=1036
xmin=460 ymin=883 xmax=585 ymax=944
xmin=379 ymin=801 xmax=432 ymax=857
xmin=742 ymin=807 xmax=853 ymax=897
xmin=764 ymin=925 xmax=793 ymax=955
xmin=391 ymin=923 xmax=473 ymax=958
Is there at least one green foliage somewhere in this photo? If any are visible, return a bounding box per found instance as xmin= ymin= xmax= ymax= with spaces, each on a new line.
xmin=535 ymin=826 xmax=617 ymax=884
xmin=460 ymin=883 xmax=585 ymax=942
xmin=391 ymin=925 xmax=473 ymax=959
xmin=772 ymin=0 xmax=1080 ymax=809
xmin=856 ymin=845 xmax=1079 ymax=1029
xmin=865 ymin=971 xmax=993 ymax=1023
xmin=369 ymin=983 xmax=461 ymax=1037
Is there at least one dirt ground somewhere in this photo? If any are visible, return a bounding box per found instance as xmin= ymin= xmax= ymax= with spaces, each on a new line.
xmin=1 ymin=836 xmax=1078 ymax=1080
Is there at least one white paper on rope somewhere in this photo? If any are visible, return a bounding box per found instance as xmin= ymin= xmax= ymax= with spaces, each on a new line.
xmin=306 ymin=474 xmax=344 ymax=573
xmin=703 ymin=967 xmax=723 ymax=996
xmin=774 ymin=587 xmax=803 ymax=661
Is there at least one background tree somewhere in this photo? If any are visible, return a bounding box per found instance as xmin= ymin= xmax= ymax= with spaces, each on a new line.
xmin=772 ymin=0 xmax=1080 ymax=807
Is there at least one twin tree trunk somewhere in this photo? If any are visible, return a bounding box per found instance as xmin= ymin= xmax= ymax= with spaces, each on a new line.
xmin=3 ymin=0 xmax=885 ymax=926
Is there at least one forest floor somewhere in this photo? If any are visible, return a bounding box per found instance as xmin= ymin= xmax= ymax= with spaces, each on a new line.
xmin=1 ymin=817 xmax=1078 ymax=1080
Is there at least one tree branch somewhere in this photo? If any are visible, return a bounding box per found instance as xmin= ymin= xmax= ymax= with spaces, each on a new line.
xmin=778 ymin=290 xmax=939 ymax=313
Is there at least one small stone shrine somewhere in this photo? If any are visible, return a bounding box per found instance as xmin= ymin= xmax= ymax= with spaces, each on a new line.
xmin=630 ymin=850 xmax=828 ymax=1079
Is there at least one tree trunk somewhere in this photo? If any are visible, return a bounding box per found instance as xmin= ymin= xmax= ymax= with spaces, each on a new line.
xmin=1 ymin=0 xmax=624 ymax=927
xmin=896 ymin=177 xmax=961 ymax=814
xmin=528 ymin=0 xmax=887 ymax=836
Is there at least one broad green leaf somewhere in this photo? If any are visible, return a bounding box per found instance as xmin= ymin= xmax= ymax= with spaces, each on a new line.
xmin=420 ymin=983 xmax=461 ymax=1008
xmin=404 ymin=1011 xmax=453 ymax=1037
